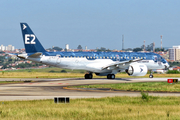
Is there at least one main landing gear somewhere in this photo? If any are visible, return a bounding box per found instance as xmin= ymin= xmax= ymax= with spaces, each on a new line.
xmin=84 ymin=73 xmax=93 ymax=79
xmin=149 ymin=70 xmax=153 ymax=78
xmin=107 ymin=74 xmax=115 ymax=79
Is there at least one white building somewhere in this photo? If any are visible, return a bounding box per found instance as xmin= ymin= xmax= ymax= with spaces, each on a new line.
xmin=0 ymin=45 xmax=5 ymax=51
xmin=65 ymin=44 xmax=69 ymax=50
xmin=1 ymin=45 xmax=15 ymax=51
xmin=169 ymin=45 xmax=180 ymax=61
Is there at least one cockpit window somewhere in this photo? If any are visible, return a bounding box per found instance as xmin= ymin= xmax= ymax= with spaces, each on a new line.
xmin=153 ymin=56 xmax=157 ymax=62
xmin=161 ymin=57 xmax=167 ymax=63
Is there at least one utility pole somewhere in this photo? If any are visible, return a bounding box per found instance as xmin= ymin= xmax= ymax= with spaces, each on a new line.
xmin=122 ymin=35 xmax=124 ymax=51
xmin=160 ymin=35 xmax=162 ymax=49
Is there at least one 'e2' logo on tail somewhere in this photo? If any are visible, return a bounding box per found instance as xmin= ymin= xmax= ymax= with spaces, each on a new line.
xmin=25 ymin=34 xmax=36 ymax=44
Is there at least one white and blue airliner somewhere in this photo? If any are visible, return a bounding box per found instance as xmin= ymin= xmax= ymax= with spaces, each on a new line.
xmin=17 ymin=23 xmax=169 ymax=79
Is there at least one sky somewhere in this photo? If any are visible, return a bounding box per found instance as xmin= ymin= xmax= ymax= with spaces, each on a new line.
xmin=0 ymin=0 xmax=180 ymax=50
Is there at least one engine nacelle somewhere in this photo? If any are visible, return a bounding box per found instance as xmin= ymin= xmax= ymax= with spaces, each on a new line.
xmin=126 ymin=64 xmax=148 ymax=76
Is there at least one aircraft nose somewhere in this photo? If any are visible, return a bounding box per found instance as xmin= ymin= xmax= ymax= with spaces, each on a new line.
xmin=164 ymin=63 xmax=169 ymax=70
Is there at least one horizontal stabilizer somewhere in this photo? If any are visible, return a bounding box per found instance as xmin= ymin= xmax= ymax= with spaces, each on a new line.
xmin=28 ymin=52 xmax=42 ymax=58
xmin=7 ymin=53 xmax=18 ymax=56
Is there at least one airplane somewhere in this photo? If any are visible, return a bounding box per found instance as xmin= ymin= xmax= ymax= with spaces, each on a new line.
xmin=16 ymin=23 xmax=169 ymax=79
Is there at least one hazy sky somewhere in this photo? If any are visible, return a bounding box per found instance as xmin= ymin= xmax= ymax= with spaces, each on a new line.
xmin=0 ymin=0 xmax=180 ymax=50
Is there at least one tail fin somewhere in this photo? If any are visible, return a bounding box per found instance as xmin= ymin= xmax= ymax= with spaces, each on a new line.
xmin=20 ymin=23 xmax=46 ymax=53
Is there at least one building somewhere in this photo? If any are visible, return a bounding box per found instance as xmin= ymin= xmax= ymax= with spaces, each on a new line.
xmin=0 ymin=45 xmax=5 ymax=51
xmin=169 ymin=46 xmax=180 ymax=61
xmin=5 ymin=45 xmax=15 ymax=51
xmin=65 ymin=44 xmax=69 ymax=50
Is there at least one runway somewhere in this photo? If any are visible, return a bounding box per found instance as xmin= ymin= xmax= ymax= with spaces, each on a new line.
xmin=0 ymin=78 xmax=180 ymax=101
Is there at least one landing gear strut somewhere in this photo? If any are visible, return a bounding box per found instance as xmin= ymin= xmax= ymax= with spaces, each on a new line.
xmin=149 ymin=70 xmax=153 ymax=78
xmin=107 ymin=74 xmax=115 ymax=79
xmin=84 ymin=73 xmax=93 ymax=79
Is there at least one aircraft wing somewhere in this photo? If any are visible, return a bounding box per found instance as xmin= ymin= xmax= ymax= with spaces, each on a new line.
xmin=101 ymin=59 xmax=143 ymax=70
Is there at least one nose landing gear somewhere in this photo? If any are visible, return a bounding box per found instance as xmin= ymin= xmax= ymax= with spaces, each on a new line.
xmin=149 ymin=70 xmax=153 ymax=78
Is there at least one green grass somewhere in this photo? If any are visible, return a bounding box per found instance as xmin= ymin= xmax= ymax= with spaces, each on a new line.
xmin=1 ymin=67 xmax=180 ymax=78
xmin=0 ymin=96 xmax=180 ymax=120
xmin=4 ymin=67 xmax=86 ymax=73
xmin=69 ymin=82 xmax=180 ymax=92
xmin=0 ymin=81 xmax=28 ymax=84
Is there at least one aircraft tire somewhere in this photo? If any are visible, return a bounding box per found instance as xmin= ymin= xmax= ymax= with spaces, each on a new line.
xmin=149 ymin=75 xmax=153 ymax=78
xmin=85 ymin=74 xmax=93 ymax=79
xmin=107 ymin=74 xmax=111 ymax=79
xmin=89 ymin=74 xmax=93 ymax=79
xmin=85 ymin=74 xmax=88 ymax=79
xmin=107 ymin=74 xmax=115 ymax=79
xmin=111 ymin=74 xmax=115 ymax=79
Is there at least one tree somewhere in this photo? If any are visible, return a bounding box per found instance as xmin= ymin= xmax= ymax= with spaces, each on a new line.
xmin=77 ymin=45 xmax=83 ymax=50
xmin=124 ymin=48 xmax=133 ymax=51
xmin=133 ymin=47 xmax=142 ymax=52
xmin=155 ymin=48 xmax=165 ymax=52
xmin=146 ymin=43 xmax=154 ymax=51
xmin=53 ymin=47 xmax=63 ymax=51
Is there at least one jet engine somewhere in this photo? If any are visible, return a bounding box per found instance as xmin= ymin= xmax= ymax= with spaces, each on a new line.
xmin=126 ymin=63 xmax=147 ymax=76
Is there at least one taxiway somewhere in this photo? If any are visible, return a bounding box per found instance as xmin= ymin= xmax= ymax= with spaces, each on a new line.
xmin=0 ymin=78 xmax=180 ymax=101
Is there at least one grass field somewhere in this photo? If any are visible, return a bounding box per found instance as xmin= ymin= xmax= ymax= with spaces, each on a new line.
xmin=0 ymin=81 xmax=25 ymax=84
xmin=1 ymin=71 xmax=180 ymax=78
xmin=1 ymin=67 xmax=180 ymax=78
xmin=0 ymin=96 xmax=180 ymax=120
xmin=69 ymin=82 xmax=180 ymax=92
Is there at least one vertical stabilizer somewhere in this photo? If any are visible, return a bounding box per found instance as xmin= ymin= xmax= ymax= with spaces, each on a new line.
xmin=20 ymin=23 xmax=46 ymax=53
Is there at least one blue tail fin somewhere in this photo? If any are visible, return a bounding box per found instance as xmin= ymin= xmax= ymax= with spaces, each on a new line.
xmin=20 ymin=23 xmax=46 ymax=53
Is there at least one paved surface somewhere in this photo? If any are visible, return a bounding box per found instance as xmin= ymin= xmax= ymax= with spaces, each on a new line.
xmin=0 ymin=78 xmax=180 ymax=101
